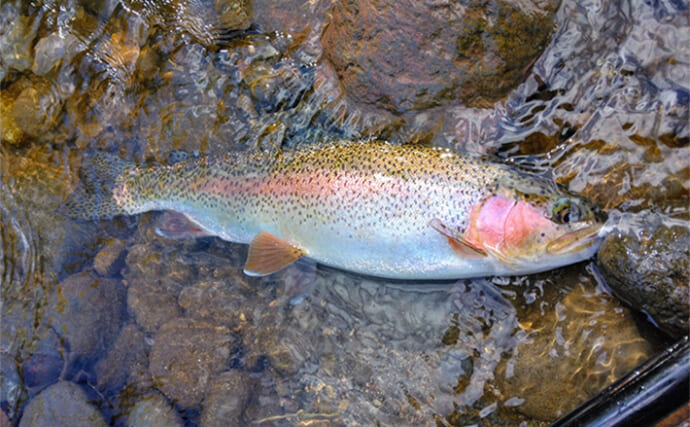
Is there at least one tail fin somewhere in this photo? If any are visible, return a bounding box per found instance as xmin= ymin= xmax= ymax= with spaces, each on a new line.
xmin=60 ymin=153 xmax=134 ymax=220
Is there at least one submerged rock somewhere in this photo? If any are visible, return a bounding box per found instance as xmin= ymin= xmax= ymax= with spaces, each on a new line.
xmin=597 ymin=212 xmax=690 ymax=338
xmin=93 ymin=238 xmax=127 ymax=277
xmin=149 ymin=318 xmax=233 ymax=408
xmin=0 ymin=352 xmax=21 ymax=422
xmin=322 ymin=0 xmax=559 ymax=112
xmin=124 ymin=242 xmax=187 ymax=333
xmin=94 ymin=324 xmax=150 ymax=393
xmin=496 ymin=283 xmax=653 ymax=421
xmin=45 ymin=271 xmax=126 ymax=358
xmin=12 ymin=81 xmax=62 ymax=139
xmin=0 ymin=3 xmax=39 ymax=79
xmin=18 ymin=381 xmax=107 ymax=427
xmin=32 ymin=32 xmax=83 ymax=76
xmin=23 ymin=353 xmax=63 ymax=394
xmin=127 ymin=391 xmax=183 ymax=427
xmin=200 ymin=370 xmax=255 ymax=427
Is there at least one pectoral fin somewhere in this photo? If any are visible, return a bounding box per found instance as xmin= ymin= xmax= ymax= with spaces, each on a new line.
xmin=244 ymin=232 xmax=306 ymax=276
xmin=154 ymin=211 xmax=214 ymax=239
xmin=429 ymin=218 xmax=488 ymax=259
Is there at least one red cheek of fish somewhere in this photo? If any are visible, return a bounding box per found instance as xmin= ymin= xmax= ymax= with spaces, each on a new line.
xmin=465 ymin=196 xmax=553 ymax=251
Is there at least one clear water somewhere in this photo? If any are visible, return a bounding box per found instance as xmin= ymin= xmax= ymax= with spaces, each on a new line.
xmin=1 ymin=0 xmax=687 ymax=425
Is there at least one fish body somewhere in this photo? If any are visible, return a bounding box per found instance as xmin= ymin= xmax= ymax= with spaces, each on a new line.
xmin=64 ymin=141 xmax=606 ymax=280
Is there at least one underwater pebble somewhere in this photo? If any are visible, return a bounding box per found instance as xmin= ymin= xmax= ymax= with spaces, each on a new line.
xmin=46 ymin=271 xmax=126 ymax=358
xmin=598 ymin=212 xmax=690 ymax=337
xmin=22 ymin=353 xmax=63 ymax=394
xmin=93 ymin=238 xmax=127 ymax=277
xmin=127 ymin=392 xmax=183 ymax=427
xmin=214 ymin=0 xmax=252 ymax=30
xmin=200 ymin=370 xmax=255 ymax=427
xmin=32 ymin=32 xmax=82 ymax=76
xmin=18 ymin=381 xmax=106 ymax=427
xmin=149 ymin=318 xmax=233 ymax=408
xmin=95 ymin=324 xmax=150 ymax=393
xmin=12 ymin=83 xmax=61 ymax=138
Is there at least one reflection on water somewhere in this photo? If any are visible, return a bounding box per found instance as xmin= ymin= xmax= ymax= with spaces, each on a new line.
xmin=1 ymin=0 xmax=687 ymax=425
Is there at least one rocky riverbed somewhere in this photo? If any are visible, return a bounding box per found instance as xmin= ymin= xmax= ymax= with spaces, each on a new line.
xmin=1 ymin=0 xmax=688 ymax=425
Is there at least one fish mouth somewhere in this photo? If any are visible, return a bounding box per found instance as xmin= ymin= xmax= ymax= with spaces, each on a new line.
xmin=545 ymin=223 xmax=605 ymax=256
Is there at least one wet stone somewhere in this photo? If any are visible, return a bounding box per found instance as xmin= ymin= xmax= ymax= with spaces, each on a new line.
xmin=200 ymin=370 xmax=255 ymax=427
xmin=245 ymin=315 xmax=315 ymax=377
xmin=178 ymin=279 xmax=245 ymax=327
xmin=240 ymin=375 xmax=284 ymax=426
xmin=23 ymin=353 xmax=63 ymax=394
xmin=124 ymin=242 xmax=189 ymax=333
xmin=214 ymin=0 xmax=252 ymax=30
xmin=93 ymin=238 xmax=127 ymax=277
xmin=0 ymin=79 xmax=29 ymax=145
xmin=32 ymin=32 xmax=82 ymax=76
xmin=0 ymin=3 xmax=38 ymax=79
xmin=126 ymin=282 xmax=182 ymax=335
xmin=252 ymin=0 xmax=332 ymax=36
xmin=127 ymin=391 xmax=183 ymax=427
xmin=497 ymin=283 xmax=653 ymax=421
xmin=18 ymin=381 xmax=107 ymax=427
xmin=45 ymin=271 xmax=126 ymax=358
xmin=0 ymin=352 xmax=21 ymax=422
xmin=94 ymin=324 xmax=150 ymax=393
xmin=322 ymin=0 xmax=560 ymax=112
xmin=149 ymin=318 xmax=233 ymax=408
xmin=12 ymin=82 xmax=62 ymax=139
xmin=598 ymin=212 xmax=690 ymax=338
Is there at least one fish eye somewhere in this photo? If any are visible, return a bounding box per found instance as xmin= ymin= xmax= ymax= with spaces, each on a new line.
xmin=553 ymin=198 xmax=582 ymax=224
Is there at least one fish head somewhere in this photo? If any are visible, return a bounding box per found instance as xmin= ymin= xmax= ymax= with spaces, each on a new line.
xmin=465 ymin=172 xmax=607 ymax=270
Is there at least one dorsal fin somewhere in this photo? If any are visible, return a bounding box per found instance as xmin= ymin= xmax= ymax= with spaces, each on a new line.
xmin=244 ymin=232 xmax=306 ymax=276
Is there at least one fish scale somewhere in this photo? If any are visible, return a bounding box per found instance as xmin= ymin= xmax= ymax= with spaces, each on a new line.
xmin=63 ymin=141 xmax=605 ymax=280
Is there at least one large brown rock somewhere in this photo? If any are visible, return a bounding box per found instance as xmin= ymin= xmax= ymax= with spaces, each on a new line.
xmin=322 ymin=0 xmax=560 ymax=112
xmin=496 ymin=283 xmax=653 ymax=421
xmin=597 ymin=212 xmax=689 ymax=338
xmin=149 ymin=318 xmax=233 ymax=408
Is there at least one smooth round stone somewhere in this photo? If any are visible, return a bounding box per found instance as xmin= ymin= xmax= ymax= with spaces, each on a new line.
xmin=127 ymin=392 xmax=183 ymax=427
xmin=18 ymin=381 xmax=106 ymax=427
xmin=45 ymin=272 xmax=126 ymax=357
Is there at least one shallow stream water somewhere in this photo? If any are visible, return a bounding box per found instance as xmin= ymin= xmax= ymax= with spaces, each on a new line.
xmin=1 ymin=0 xmax=688 ymax=426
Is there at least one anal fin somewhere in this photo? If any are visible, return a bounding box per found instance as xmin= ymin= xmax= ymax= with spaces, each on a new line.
xmin=429 ymin=218 xmax=488 ymax=259
xmin=244 ymin=232 xmax=306 ymax=276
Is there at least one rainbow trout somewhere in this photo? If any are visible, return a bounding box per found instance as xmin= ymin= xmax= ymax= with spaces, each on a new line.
xmin=63 ymin=141 xmax=607 ymax=279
